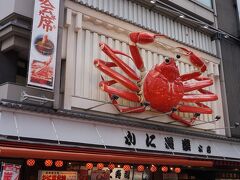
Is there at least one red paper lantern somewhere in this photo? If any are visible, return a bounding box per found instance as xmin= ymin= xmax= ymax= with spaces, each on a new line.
xmin=137 ymin=165 xmax=145 ymax=172
xmin=26 ymin=159 xmax=35 ymax=167
xmin=55 ymin=160 xmax=63 ymax=167
xmin=123 ymin=165 xmax=131 ymax=172
xmin=97 ymin=163 xmax=104 ymax=170
xmin=86 ymin=163 xmax=93 ymax=170
xmin=150 ymin=165 xmax=157 ymax=172
xmin=174 ymin=167 xmax=181 ymax=173
xmin=108 ymin=163 xmax=115 ymax=170
xmin=45 ymin=160 xmax=53 ymax=167
xmin=161 ymin=166 xmax=168 ymax=173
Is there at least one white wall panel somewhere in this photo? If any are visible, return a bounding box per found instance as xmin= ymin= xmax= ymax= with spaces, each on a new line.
xmin=154 ymin=12 xmax=159 ymax=32
xmin=98 ymin=0 xmax=103 ymax=10
xmin=123 ymin=0 xmax=127 ymax=19
xmin=159 ymin=14 xmax=164 ymax=34
xmin=128 ymin=1 xmax=133 ymax=22
xmin=74 ymin=0 xmax=216 ymax=55
xmin=108 ymin=0 xmax=115 ymax=15
xmin=163 ymin=16 xmax=167 ymax=35
xmin=146 ymin=9 xmax=151 ymax=29
xmin=150 ymin=11 xmax=155 ymax=31
xmin=115 ymin=0 xmax=120 ymax=17
xmin=137 ymin=4 xmax=142 ymax=26
xmin=103 ymin=0 xmax=107 ymax=13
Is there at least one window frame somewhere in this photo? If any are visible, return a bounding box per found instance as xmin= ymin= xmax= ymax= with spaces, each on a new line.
xmin=190 ymin=0 xmax=213 ymax=10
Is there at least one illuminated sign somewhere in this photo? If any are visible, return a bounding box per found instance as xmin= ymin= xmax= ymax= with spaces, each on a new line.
xmin=1 ymin=163 xmax=21 ymax=180
xmin=38 ymin=171 xmax=78 ymax=180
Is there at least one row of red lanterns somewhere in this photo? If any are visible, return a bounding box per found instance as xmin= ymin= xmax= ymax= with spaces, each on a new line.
xmin=86 ymin=163 xmax=181 ymax=173
xmin=26 ymin=159 xmax=64 ymax=167
xmin=27 ymin=160 xmax=181 ymax=173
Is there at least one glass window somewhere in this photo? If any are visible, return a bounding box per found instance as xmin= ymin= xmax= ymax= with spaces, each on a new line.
xmin=195 ymin=0 xmax=213 ymax=8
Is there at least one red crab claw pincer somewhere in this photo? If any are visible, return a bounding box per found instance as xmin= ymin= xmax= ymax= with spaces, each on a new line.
xmin=129 ymin=32 xmax=166 ymax=44
xmin=129 ymin=32 xmax=166 ymax=71
xmin=177 ymin=47 xmax=207 ymax=73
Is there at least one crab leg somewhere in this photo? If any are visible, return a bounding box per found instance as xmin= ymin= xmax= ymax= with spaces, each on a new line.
xmin=95 ymin=42 xmax=146 ymax=113
xmin=178 ymin=47 xmax=207 ymax=72
xmin=178 ymin=104 xmax=212 ymax=114
xmin=99 ymin=80 xmax=140 ymax=102
xmin=182 ymin=94 xmax=218 ymax=103
xmin=170 ymin=101 xmax=214 ymax=126
xmin=177 ymin=47 xmax=207 ymax=81
xmin=180 ymin=72 xmax=202 ymax=81
xmin=129 ymin=32 xmax=166 ymax=71
xmin=94 ymin=59 xmax=140 ymax=92
xmin=169 ymin=113 xmax=192 ymax=126
xmin=112 ymin=99 xmax=146 ymax=113
xmin=99 ymin=43 xmax=140 ymax=81
xmin=99 ymin=78 xmax=145 ymax=113
xmin=183 ymin=76 xmax=218 ymax=102
xmin=183 ymin=77 xmax=213 ymax=92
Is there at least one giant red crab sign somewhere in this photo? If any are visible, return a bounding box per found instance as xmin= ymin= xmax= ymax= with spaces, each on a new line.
xmin=94 ymin=32 xmax=218 ymax=126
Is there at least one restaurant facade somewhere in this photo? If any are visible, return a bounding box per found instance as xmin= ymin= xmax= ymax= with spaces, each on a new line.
xmin=0 ymin=0 xmax=240 ymax=179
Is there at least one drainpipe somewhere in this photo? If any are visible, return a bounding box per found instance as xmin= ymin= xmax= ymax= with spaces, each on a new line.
xmin=212 ymin=0 xmax=231 ymax=137
xmin=53 ymin=0 xmax=65 ymax=109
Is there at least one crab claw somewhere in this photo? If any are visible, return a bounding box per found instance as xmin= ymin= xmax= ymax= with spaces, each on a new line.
xmin=129 ymin=32 xmax=166 ymax=44
xmin=177 ymin=47 xmax=207 ymax=73
xmin=128 ymin=32 xmax=166 ymax=71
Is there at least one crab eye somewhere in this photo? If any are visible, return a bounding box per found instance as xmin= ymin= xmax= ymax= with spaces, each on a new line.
xmin=165 ymin=58 xmax=170 ymax=64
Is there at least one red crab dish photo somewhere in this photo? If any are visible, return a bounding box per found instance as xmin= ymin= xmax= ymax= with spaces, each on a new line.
xmin=34 ymin=34 xmax=54 ymax=56
xmin=94 ymin=32 xmax=218 ymax=126
xmin=30 ymin=56 xmax=53 ymax=86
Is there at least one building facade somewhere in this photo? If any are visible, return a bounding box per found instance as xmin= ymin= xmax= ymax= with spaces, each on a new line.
xmin=0 ymin=0 xmax=240 ymax=179
xmin=215 ymin=0 xmax=240 ymax=138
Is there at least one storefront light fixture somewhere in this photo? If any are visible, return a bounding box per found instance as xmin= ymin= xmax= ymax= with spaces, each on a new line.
xmin=150 ymin=0 xmax=156 ymax=4
xmin=150 ymin=165 xmax=157 ymax=172
xmin=205 ymin=122 xmax=240 ymax=131
xmin=123 ymin=165 xmax=131 ymax=172
xmin=137 ymin=165 xmax=145 ymax=172
xmin=224 ymin=34 xmax=230 ymax=38
xmin=26 ymin=159 xmax=35 ymax=167
xmin=174 ymin=167 xmax=181 ymax=173
xmin=161 ymin=166 xmax=168 ymax=173
xmin=45 ymin=160 xmax=53 ymax=167
xmin=203 ymin=25 xmax=208 ymax=29
xmin=108 ymin=163 xmax=115 ymax=170
xmin=179 ymin=15 xmax=185 ymax=18
xmin=170 ymin=167 xmax=174 ymax=171
xmin=86 ymin=163 xmax=93 ymax=170
xmin=97 ymin=163 xmax=104 ymax=170
xmin=55 ymin=160 xmax=63 ymax=167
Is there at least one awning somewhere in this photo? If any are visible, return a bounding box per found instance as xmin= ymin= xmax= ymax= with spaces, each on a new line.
xmin=0 ymin=144 xmax=213 ymax=167
xmin=1 ymin=105 xmax=240 ymax=162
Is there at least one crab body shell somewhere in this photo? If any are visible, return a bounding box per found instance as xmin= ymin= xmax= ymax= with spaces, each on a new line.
xmin=144 ymin=67 xmax=184 ymax=112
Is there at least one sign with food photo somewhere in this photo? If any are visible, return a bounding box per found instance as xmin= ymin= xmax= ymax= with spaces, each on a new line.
xmin=27 ymin=0 xmax=60 ymax=89
xmin=1 ymin=163 xmax=21 ymax=180
xmin=38 ymin=171 xmax=78 ymax=180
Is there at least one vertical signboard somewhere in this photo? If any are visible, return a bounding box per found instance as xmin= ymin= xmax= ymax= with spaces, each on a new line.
xmin=27 ymin=0 xmax=60 ymax=89
xmin=1 ymin=163 xmax=21 ymax=180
